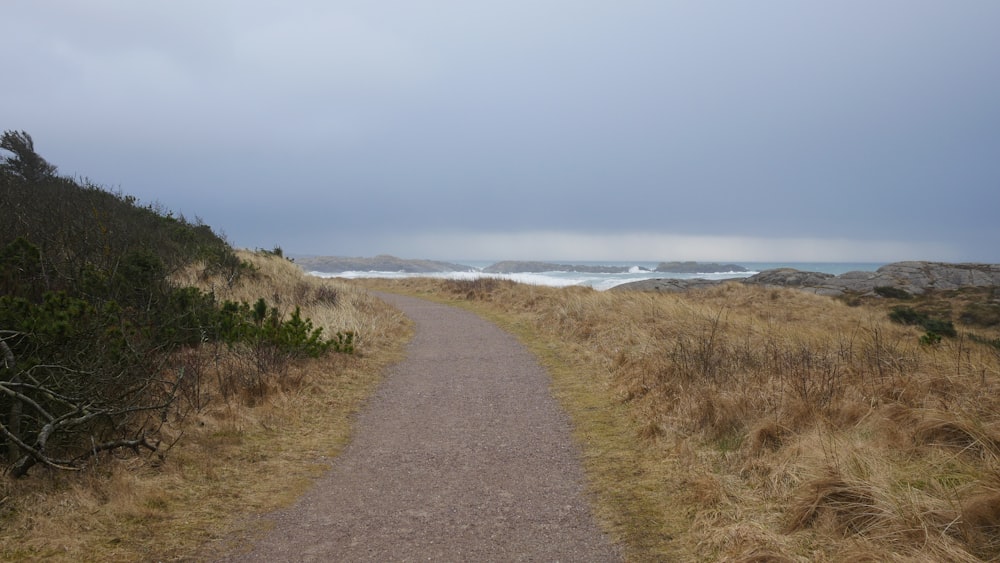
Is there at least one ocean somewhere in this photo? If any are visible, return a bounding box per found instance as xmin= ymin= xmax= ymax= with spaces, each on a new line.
xmin=309 ymin=261 xmax=885 ymax=291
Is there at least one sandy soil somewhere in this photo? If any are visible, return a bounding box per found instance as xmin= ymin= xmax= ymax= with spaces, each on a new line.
xmin=215 ymin=292 xmax=622 ymax=562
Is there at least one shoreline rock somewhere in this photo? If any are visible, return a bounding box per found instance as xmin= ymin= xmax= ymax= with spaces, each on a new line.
xmin=611 ymin=261 xmax=1000 ymax=296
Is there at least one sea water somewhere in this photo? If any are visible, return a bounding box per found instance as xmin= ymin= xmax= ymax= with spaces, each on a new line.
xmin=309 ymin=261 xmax=885 ymax=291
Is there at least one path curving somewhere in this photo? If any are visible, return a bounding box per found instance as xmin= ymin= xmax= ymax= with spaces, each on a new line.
xmin=220 ymin=292 xmax=622 ymax=562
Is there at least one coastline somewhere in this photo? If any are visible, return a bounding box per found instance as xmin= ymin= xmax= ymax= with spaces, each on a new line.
xmin=300 ymin=257 xmax=888 ymax=291
xmin=300 ymin=256 xmax=1000 ymax=295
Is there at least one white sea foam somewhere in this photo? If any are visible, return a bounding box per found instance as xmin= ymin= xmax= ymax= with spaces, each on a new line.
xmin=311 ymin=268 xmax=749 ymax=290
xmin=311 ymin=269 xmax=590 ymax=288
xmin=308 ymin=262 xmax=883 ymax=291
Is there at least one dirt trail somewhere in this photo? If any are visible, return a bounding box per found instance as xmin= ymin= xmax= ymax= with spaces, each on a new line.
xmin=218 ymin=293 xmax=622 ymax=562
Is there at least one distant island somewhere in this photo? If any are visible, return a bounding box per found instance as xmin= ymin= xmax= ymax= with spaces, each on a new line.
xmin=295 ymin=255 xmax=473 ymax=273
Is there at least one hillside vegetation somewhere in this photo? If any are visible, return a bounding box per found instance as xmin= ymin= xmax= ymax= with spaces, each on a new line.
xmin=365 ymin=278 xmax=1000 ymax=561
xmin=1 ymin=131 xmax=407 ymax=560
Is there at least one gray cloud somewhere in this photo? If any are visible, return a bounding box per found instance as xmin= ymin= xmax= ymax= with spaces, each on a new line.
xmin=4 ymin=1 xmax=998 ymax=261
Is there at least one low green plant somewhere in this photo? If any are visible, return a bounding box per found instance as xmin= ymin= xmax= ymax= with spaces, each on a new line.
xmin=874 ymin=286 xmax=912 ymax=300
xmin=216 ymin=298 xmax=338 ymax=359
xmin=919 ymin=331 xmax=943 ymax=346
xmin=888 ymin=306 xmax=956 ymax=338
xmin=888 ymin=306 xmax=925 ymax=325
xmin=330 ymin=331 xmax=356 ymax=354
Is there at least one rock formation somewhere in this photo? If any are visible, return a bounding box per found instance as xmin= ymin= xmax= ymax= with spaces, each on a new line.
xmin=611 ymin=262 xmax=1000 ymax=296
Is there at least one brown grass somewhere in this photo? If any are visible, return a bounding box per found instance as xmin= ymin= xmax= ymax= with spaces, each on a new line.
xmin=11 ymin=268 xmax=990 ymax=561
xmin=0 ymin=251 xmax=410 ymax=561
xmin=359 ymin=277 xmax=1000 ymax=561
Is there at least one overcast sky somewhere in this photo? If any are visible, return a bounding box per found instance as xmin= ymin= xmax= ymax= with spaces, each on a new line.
xmin=4 ymin=1 xmax=998 ymax=262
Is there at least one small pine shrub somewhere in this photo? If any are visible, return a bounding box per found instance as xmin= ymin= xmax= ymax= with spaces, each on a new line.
xmin=275 ymin=307 xmax=331 ymax=358
xmin=330 ymin=331 xmax=356 ymax=354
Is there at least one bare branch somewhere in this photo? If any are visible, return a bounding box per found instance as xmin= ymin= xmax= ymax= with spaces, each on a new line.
xmin=69 ymin=434 xmax=159 ymax=464
xmin=0 ymin=381 xmax=56 ymax=423
xmin=1 ymin=420 xmax=78 ymax=477
xmin=0 ymin=336 xmax=16 ymax=370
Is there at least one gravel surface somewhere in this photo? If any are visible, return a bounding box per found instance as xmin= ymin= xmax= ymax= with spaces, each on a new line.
xmin=218 ymin=293 xmax=622 ymax=562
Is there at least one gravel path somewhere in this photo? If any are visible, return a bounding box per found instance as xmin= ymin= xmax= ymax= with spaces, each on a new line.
xmin=219 ymin=293 xmax=622 ymax=562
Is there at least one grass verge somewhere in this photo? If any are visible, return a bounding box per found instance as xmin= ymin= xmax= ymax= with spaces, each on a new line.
xmin=0 ymin=252 xmax=411 ymax=561
xmin=356 ymin=277 xmax=1000 ymax=562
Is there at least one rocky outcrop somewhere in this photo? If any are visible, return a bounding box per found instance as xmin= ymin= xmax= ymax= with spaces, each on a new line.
xmin=741 ymin=268 xmax=843 ymax=296
xmin=296 ymin=255 xmax=473 ymax=273
xmin=612 ymin=262 xmax=1000 ymax=296
xmin=858 ymin=262 xmax=1000 ymax=293
xmin=655 ymin=261 xmax=747 ymax=273
xmin=482 ymin=261 xmax=645 ymax=274
xmin=609 ymin=278 xmax=726 ymax=292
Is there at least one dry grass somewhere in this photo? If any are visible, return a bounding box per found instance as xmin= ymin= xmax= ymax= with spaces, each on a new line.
xmin=359 ymin=277 xmax=1000 ymax=562
xmin=11 ymin=267 xmax=991 ymax=561
xmin=0 ymin=251 xmax=410 ymax=561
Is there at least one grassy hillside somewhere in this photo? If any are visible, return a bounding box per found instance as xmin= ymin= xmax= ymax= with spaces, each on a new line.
xmin=1 ymin=132 xmax=409 ymax=560
xmin=363 ymin=278 xmax=1000 ymax=562
xmin=1 ymin=130 xmax=243 ymax=476
xmin=1 ymin=252 xmax=408 ymax=560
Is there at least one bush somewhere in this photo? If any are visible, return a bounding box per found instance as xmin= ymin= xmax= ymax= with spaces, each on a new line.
xmin=888 ymin=306 xmax=956 ymax=339
xmin=0 ymin=131 xmax=344 ymax=476
xmin=922 ymin=317 xmax=957 ymax=338
xmin=920 ymin=331 xmax=943 ymax=346
xmin=874 ymin=286 xmax=912 ymax=300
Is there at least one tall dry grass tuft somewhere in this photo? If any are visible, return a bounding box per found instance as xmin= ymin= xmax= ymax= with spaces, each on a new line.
xmin=1 ymin=250 xmax=410 ymax=561
xmin=369 ymin=277 xmax=1000 ymax=561
xmin=786 ymin=468 xmax=884 ymax=536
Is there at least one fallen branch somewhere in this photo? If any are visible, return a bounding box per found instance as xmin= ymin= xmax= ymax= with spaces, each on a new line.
xmin=71 ymin=434 xmax=160 ymax=464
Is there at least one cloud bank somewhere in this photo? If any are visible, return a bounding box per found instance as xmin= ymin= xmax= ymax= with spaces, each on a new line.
xmin=3 ymin=1 xmax=998 ymax=261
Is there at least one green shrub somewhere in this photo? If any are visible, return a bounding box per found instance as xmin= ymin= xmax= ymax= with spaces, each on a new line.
xmin=0 ymin=132 xmax=241 ymax=475
xmin=889 ymin=306 xmax=926 ymax=326
xmin=1 ymin=132 xmax=350 ymax=476
xmin=874 ymin=286 xmax=912 ymax=300
xmin=920 ymin=331 xmax=943 ymax=346
xmin=888 ymin=306 xmax=956 ymax=339
xmin=330 ymin=331 xmax=356 ymax=354
xmin=922 ymin=317 xmax=957 ymax=338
